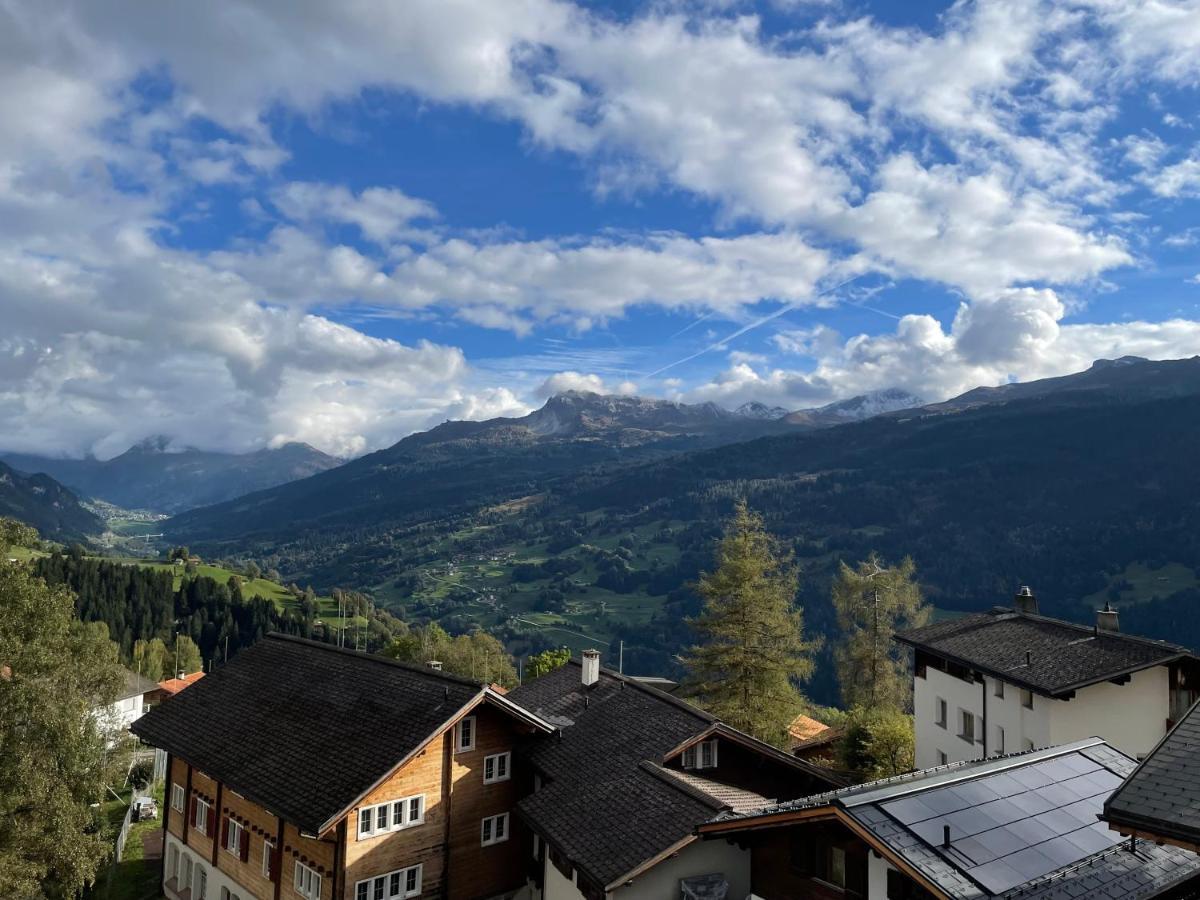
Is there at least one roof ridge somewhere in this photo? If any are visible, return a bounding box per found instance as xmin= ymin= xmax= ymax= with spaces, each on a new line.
xmin=558 ymin=657 xmax=717 ymax=724
xmin=263 ymin=633 xmax=485 ymax=688
xmin=636 ymin=760 xmax=727 ymax=812
xmin=1013 ymin=609 xmax=1191 ymax=653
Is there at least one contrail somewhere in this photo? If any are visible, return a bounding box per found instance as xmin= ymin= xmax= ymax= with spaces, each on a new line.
xmin=667 ymin=310 xmax=717 ymax=339
xmin=644 ymin=274 xmax=865 ymax=379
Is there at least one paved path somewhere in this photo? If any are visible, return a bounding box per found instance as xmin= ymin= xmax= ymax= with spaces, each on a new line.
xmin=142 ymin=829 xmax=163 ymax=860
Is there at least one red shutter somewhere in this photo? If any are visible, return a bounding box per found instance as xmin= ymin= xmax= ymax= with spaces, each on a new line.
xmin=189 ymin=797 xmax=197 ymax=828
xmin=221 ymin=816 xmax=230 ymax=849
xmin=269 ymin=843 xmax=280 ymax=881
xmin=207 ymin=806 xmax=216 ymax=836
xmin=239 ymin=828 xmax=250 ymax=863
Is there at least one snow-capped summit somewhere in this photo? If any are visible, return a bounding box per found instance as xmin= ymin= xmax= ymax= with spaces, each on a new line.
xmin=733 ymin=401 xmax=789 ymax=421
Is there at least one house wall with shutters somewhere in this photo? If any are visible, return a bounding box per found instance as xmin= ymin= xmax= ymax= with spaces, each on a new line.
xmin=188 ymin=768 xmax=219 ymax=861
xmin=281 ymin=821 xmax=337 ymax=900
xmin=167 ymin=756 xmax=189 ymax=844
xmin=221 ymin=787 xmax=283 ymax=898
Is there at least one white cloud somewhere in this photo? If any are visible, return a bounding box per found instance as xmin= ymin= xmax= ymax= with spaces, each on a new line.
xmin=535 ymin=371 xmax=638 ymax=398
xmin=273 ymin=182 xmax=438 ymax=243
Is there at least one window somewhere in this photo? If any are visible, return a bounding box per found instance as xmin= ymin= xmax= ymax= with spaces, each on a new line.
xmin=995 ymin=725 xmax=1005 ymax=755
xmin=481 ymin=813 xmax=509 ymax=846
xmin=959 ymin=709 xmax=975 ymax=744
xmin=168 ymin=845 xmax=180 ymax=881
xmin=936 ymin=750 xmax=948 ymax=765
xmin=224 ymin=818 xmax=245 ymax=856
xmin=195 ymin=868 xmax=207 ymax=900
xmin=484 ymin=752 xmax=511 ymax=784
xmin=357 ymin=795 xmax=425 ymax=839
xmin=1021 ymin=689 xmax=1034 ymax=709
xmin=456 ymin=716 xmax=476 ymax=753
xmin=295 ymin=860 xmax=322 ymax=900
xmin=935 ymin=698 xmax=947 ymax=729
xmin=171 ymin=782 xmax=186 ymax=812
xmin=1024 ymin=738 xmax=1036 ymax=752
xmin=194 ymin=798 xmax=211 ymax=835
xmin=354 ymin=865 xmax=422 ymax=900
xmin=263 ymin=839 xmax=276 ymax=879
xmin=828 ymin=846 xmax=846 ymax=889
xmin=220 ymin=889 xmax=242 ymax=900
xmin=681 ymin=739 xmax=719 ymax=770
xmin=994 ymin=679 xmax=1005 ymax=699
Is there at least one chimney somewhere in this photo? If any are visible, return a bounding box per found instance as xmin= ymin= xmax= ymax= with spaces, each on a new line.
xmin=581 ymin=649 xmax=600 ymax=687
xmin=427 ymin=660 xmax=443 ymax=671
xmin=1096 ymin=602 xmax=1120 ymax=633
xmin=1014 ymin=585 xmax=1039 ymax=615
xmin=943 ymin=826 xmax=951 ymax=849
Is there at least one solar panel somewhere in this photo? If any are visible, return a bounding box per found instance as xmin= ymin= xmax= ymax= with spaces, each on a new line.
xmin=876 ymin=751 xmax=1128 ymax=895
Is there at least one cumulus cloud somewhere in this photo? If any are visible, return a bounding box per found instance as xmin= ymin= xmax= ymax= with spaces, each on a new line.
xmin=535 ymin=371 xmax=638 ymax=398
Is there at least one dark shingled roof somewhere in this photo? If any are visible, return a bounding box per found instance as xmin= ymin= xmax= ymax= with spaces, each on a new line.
xmin=1104 ymin=697 xmax=1200 ymax=849
xmin=509 ymin=660 xmax=838 ymax=889
xmin=709 ymin=740 xmax=1200 ymax=900
xmin=895 ymin=608 xmax=1189 ymax=697
xmin=131 ymin=634 xmax=485 ymax=834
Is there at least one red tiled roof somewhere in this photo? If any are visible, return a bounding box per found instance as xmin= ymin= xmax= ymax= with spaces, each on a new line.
xmin=157 ymin=671 xmax=205 ymax=696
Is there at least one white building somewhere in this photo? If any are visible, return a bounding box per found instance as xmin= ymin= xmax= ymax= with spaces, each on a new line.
xmin=896 ymin=588 xmax=1199 ymax=770
xmin=96 ymin=668 xmax=153 ymax=745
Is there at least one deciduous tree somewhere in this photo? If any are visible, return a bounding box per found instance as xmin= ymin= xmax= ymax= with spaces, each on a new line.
xmin=832 ymin=554 xmax=929 ymax=712
xmin=683 ymin=501 xmax=818 ymax=746
xmin=838 ymin=706 xmax=916 ymax=780
xmin=386 ymin=623 xmax=517 ymax=688
xmin=0 ymin=562 xmax=125 ymax=898
xmin=525 ymin=647 xmax=571 ymax=681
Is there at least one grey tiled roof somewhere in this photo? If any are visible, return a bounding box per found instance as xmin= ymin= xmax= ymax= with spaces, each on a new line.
xmin=117 ymin=667 xmax=154 ymax=702
xmin=131 ymin=634 xmax=484 ymax=834
xmin=711 ymin=740 xmax=1200 ymax=900
xmin=895 ymin=608 xmax=1189 ymax=697
xmin=509 ymin=660 xmax=839 ymax=888
xmin=1105 ymin=698 xmax=1200 ymax=848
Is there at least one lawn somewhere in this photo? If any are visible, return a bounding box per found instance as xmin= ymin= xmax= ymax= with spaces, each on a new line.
xmin=89 ymin=783 xmax=165 ymax=900
xmin=1083 ymin=561 xmax=1199 ymax=609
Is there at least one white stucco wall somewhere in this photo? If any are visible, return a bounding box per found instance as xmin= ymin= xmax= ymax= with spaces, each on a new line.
xmin=163 ymin=832 xmax=254 ymax=900
xmin=915 ymin=664 xmax=1170 ymax=769
xmin=541 ymin=838 xmax=750 ymax=900
xmin=1048 ymin=665 xmax=1169 ymax=758
xmin=866 ymin=851 xmax=895 ymax=900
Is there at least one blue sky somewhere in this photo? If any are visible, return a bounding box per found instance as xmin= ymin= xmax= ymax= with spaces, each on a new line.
xmin=2 ymin=0 xmax=1199 ymax=457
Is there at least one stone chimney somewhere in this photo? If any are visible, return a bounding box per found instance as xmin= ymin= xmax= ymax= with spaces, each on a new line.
xmin=581 ymin=649 xmax=600 ymax=687
xmin=1097 ymin=602 xmax=1120 ymax=633
xmin=427 ymin=659 xmax=443 ymax=671
xmin=1014 ymin=585 xmax=1039 ymax=615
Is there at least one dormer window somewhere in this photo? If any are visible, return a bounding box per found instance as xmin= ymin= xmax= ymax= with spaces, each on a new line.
xmin=682 ymin=738 xmax=718 ymax=770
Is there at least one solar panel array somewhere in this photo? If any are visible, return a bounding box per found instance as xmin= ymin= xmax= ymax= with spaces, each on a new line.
xmin=880 ymin=753 xmax=1126 ymax=894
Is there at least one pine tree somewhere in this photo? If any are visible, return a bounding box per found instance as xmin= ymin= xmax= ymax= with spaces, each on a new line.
xmin=683 ymin=501 xmax=817 ymax=746
xmin=832 ymin=554 xmax=930 ymax=712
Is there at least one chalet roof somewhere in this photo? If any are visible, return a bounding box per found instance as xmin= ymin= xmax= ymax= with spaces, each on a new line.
xmin=1104 ymin=698 xmax=1200 ymax=849
xmin=894 ymin=608 xmax=1189 ymax=697
xmin=508 ymin=659 xmax=839 ymax=890
xmin=705 ymin=739 xmax=1200 ymax=900
xmin=131 ymin=634 xmax=549 ymax=834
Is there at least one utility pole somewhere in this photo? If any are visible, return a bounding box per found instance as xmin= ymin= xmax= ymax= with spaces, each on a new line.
xmin=619 ymin=640 xmax=624 ymax=675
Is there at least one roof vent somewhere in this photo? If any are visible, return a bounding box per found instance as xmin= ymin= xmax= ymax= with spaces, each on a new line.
xmin=942 ymin=825 xmax=951 ymax=849
xmin=582 ymin=649 xmax=600 ymax=688
xmin=427 ymin=660 xmax=443 ymax=671
xmin=1097 ymin=602 xmax=1120 ymax=633
xmin=1014 ymin=585 xmax=1039 ymax=615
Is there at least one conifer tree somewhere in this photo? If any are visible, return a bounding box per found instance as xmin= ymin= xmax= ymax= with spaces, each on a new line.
xmin=832 ymin=553 xmax=929 ymax=712
xmin=684 ymin=501 xmax=817 ymax=746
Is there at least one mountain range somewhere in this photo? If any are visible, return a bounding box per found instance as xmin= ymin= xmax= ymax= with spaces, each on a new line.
xmin=0 ymin=461 xmax=102 ymax=541
xmin=1 ymin=439 xmax=340 ymax=514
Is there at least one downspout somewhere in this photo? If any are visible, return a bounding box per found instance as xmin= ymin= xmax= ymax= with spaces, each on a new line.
xmin=980 ymin=672 xmax=988 ymax=760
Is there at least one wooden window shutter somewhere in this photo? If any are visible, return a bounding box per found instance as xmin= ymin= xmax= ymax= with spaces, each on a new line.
xmin=271 ymin=842 xmax=281 ymax=881
xmin=240 ymin=827 xmax=250 ymax=862
xmin=207 ymin=805 xmax=216 ymax=836
xmin=221 ymin=816 xmax=230 ymax=848
xmin=189 ymin=797 xmax=197 ymax=827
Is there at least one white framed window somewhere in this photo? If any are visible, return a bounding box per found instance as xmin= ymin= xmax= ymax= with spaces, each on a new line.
xmin=484 ymin=752 xmax=511 ymax=784
xmin=168 ymin=845 xmax=180 ymax=881
xmin=994 ymin=679 xmax=1005 ymax=699
xmin=354 ymin=864 xmax=422 ymax=900
xmin=171 ymin=782 xmax=186 ymax=812
xmin=481 ymin=813 xmax=509 ymax=847
xmin=224 ymin=818 xmax=244 ymax=856
xmin=935 ymin=697 xmax=947 ymax=728
xmin=456 ymin=716 xmax=476 ymax=753
xmin=357 ymin=795 xmax=425 ymax=839
xmin=194 ymin=798 xmax=211 ymax=835
xmin=263 ymin=838 xmax=275 ymax=879
xmin=295 ymin=860 xmax=322 ymax=900
xmin=681 ymin=738 xmax=719 ymax=770
xmin=995 ymin=725 xmax=1006 ymax=755
xmin=196 ymin=868 xmax=208 ymax=900
xmin=1021 ymin=689 xmax=1034 ymax=710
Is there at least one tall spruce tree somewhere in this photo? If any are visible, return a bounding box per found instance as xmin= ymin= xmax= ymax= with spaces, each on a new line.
xmin=684 ymin=501 xmax=817 ymax=746
xmin=0 ymin=562 xmax=125 ymax=898
xmin=832 ymin=553 xmax=930 ymax=712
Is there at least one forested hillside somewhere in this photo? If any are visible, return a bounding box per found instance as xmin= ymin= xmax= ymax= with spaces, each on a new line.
xmin=0 ymin=462 xmax=102 ymax=540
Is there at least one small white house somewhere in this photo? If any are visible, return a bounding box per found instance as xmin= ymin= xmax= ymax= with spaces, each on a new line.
xmin=896 ymin=588 xmax=1200 ymax=769
xmin=96 ymin=668 xmax=153 ymax=745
